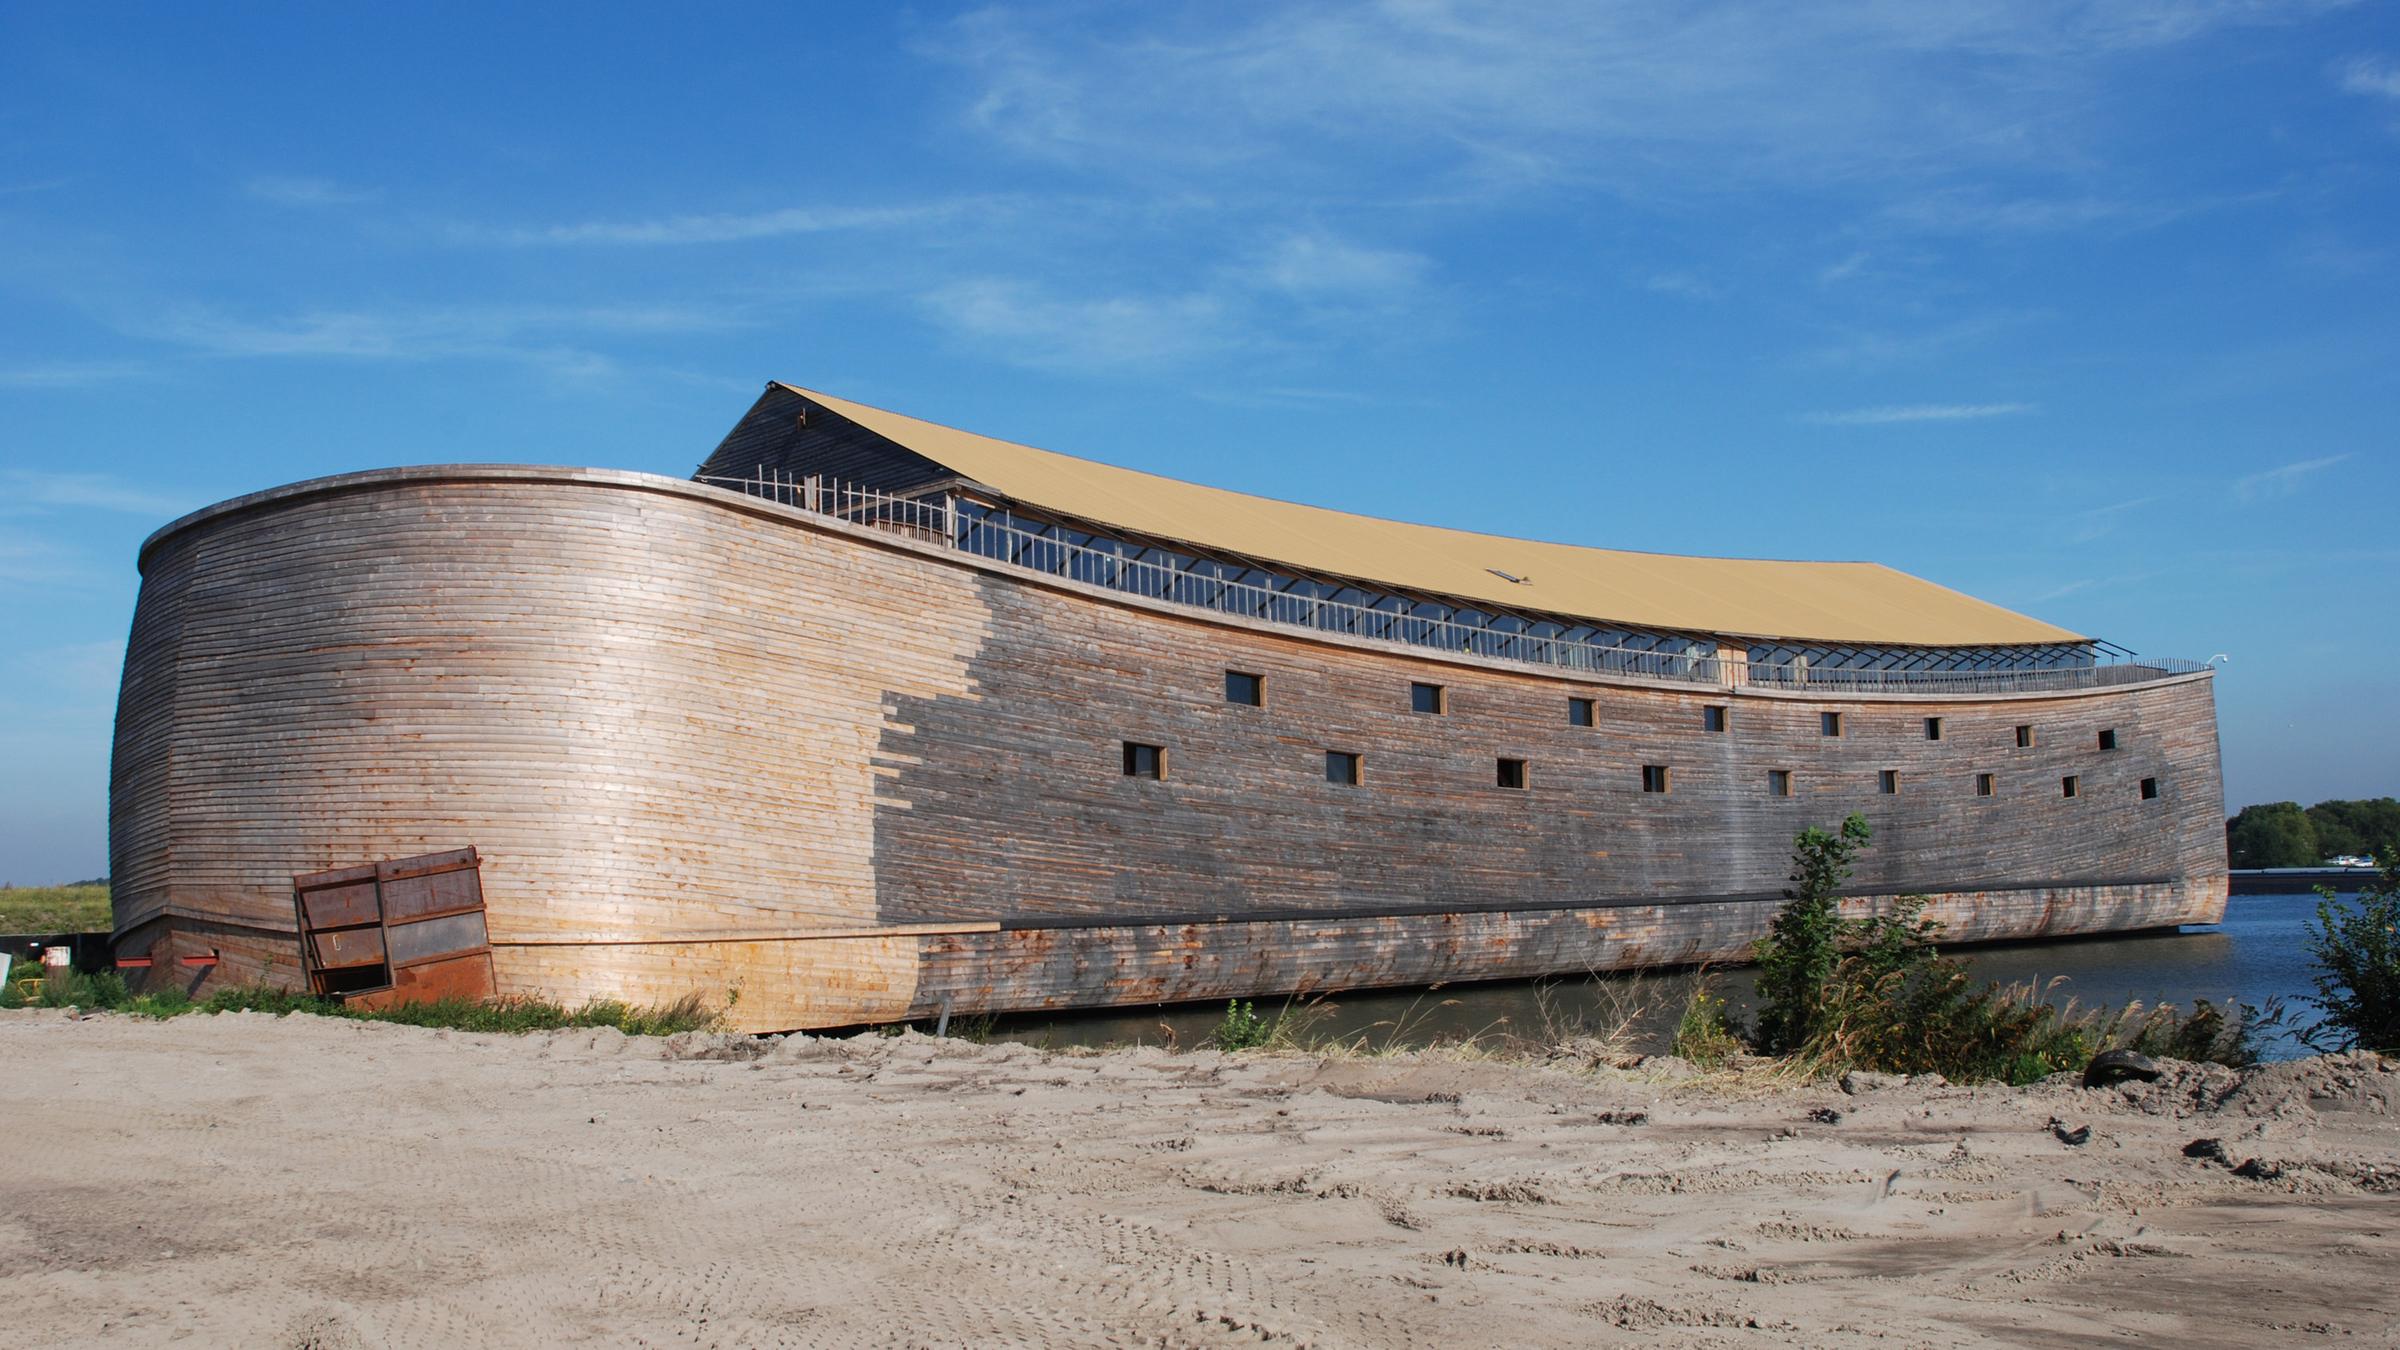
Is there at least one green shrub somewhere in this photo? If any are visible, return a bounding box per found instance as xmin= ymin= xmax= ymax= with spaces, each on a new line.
xmin=129 ymin=987 xmax=192 ymax=1018
xmin=195 ymin=985 xmax=333 ymax=1016
xmin=1670 ymin=981 xmax=1743 ymax=1068
xmin=1753 ymin=813 xmax=1873 ymax=1053
xmin=1754 ymin=819 xmax=2095 ymax=1085
xmin=2306 ymin=848 xmax=2400 ymax=1052
xmin=1212 ymin=998 xmax=1271 ymax=1052
xmin=0 ymin=968 xmax=133 ymax=1011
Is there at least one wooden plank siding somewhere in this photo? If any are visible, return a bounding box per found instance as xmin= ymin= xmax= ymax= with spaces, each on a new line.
xmin=112 ymin=467 xmax=2227 ymax=1031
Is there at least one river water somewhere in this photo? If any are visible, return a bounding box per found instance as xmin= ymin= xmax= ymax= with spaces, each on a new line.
xmin=984 ymin=891 xmax=2345 ymax=1061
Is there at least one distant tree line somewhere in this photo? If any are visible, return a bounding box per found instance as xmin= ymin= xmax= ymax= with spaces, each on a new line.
xmin=2226 ymin=799 xmax=2399 ymax=869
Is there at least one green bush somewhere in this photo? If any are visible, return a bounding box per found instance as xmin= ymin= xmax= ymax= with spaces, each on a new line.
xmin=1 ymin=968 xmax=129 ymax=1011
xmin=1670 ymin=980 xmax=1743 ymax=1068
xmin=2307 ymin=848 xmax=2400 ymax=1052
xmin=1752 ymin=813 xmax=1874 ymax=1054
xmin=1212 ymin=999 xmax=1272 ymax=1052
xmin=1753 ymin=819 xmax=2100 ymax=1085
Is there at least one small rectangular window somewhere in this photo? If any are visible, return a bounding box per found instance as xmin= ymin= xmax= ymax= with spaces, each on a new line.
xmin=1820 ymin=711 xmax=1842 ymax=737
xmin=1975 ymin=772 xmax=1995 ymax=797
xmin=1496 ymin=757 xmax=1527 ymax=790
xmin=2140 ymin=776 xmax=2159 ymax=800
xmin=1410 ymin=682 xmax=1446 ymax=715
xmin=1641 ymin=764 xmax=1671 ymax=794
xmin=1768 ymin=769 xmax=1792 ymax=797
xmin=2061 ymin=774 xmax=2079 ymax=799
xmin=1122 ymin=742 xmax=1164 ymax=779
xmin=1924 ymin=717 xmax=1943 ymax=741
xmin=2016 ymin=724 xmax=2035 ymax=748
xmin=1224 ymin=670 xmax=1263 ymax=706
xmin=1879 ymin=769 xmax=1900 ymax=795
xmin=2098 ymin=728 xmax=2118 ymax=751
xmin=1704 ymin=705 xmax=1728 ymax=733
xmin=1567 ymin=697 xmax=1595 ymax=728
xmin=1325 ymin=750 xmax=1362 ymax=786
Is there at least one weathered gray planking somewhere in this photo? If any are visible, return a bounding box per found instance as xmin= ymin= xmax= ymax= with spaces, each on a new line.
xmin=112 ymin=466 xmax=2226 ymax=1030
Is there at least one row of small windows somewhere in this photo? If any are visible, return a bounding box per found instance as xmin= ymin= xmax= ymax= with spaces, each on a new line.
xmin=1228 ymin=669 xmax=2128 ymax=755
xmin=1705 ymin=767 xmax=2150 ymax=800
xmin=1193 ymin=670 xmax=2151 ymax=796
xmin=1131 ymin=740 xmax=2158 ymax=803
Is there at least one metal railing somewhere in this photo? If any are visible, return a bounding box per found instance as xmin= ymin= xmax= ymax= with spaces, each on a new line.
xmin=1735 ymin=658 xmax=2206 ymax=695
xmin=699 ymin=470 xmax=2205 ymax=694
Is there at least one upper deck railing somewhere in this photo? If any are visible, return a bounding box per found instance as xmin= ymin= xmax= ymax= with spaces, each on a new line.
xmin=698 ymin=471 xmax=2206 ymax=695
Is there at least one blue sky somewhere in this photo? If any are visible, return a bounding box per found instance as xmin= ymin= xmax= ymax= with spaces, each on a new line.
xmin=2 ymin=2 xmax=2395 ymax=883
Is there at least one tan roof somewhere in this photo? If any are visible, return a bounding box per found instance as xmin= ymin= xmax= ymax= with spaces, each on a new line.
xmin=776 ymin=383 xmax=2083 ymax=647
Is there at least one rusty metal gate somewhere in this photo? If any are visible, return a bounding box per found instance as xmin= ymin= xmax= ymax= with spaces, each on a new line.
xmin=292 ymin=847 xmax=495 ymax=1007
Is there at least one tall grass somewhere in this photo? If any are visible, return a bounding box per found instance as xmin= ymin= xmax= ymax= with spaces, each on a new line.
xmin=0 ymin=883 xmax=111 ymax=934
xmin=1798 ymin=963 xmax=2088 ymax=1084
xmin=1670 ymin=977 xmax=1744 ymax=1069
xmin=0 ymin=968 xmax=719 ymax=1036
xmin=1191 ymin=977 xmax=1678 ymax=1065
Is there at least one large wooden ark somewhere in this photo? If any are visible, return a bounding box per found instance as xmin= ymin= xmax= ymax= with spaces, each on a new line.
xmin=110 ymin=384 xmax=2227 ymax=1030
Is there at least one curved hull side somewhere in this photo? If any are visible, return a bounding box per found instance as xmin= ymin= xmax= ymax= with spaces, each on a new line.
xmin=110 ymin=470 xmax=2228 ymax=1030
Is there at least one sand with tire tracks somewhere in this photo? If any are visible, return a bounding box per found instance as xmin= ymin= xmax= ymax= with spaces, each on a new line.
xmin=3 ymin=1007 xmax=2396 ymax=1347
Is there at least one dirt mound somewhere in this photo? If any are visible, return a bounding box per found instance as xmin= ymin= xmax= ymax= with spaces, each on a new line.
xmin=2104 ymin=1051 xmax=2396 ymax=1122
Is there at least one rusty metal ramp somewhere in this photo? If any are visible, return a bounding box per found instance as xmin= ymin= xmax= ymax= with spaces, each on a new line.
xmin=293 ymin=848 xmax=495 ymax=1007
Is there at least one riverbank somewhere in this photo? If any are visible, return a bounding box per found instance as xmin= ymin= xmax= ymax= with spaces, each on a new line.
xmin=5 ymin=1009 xmax=2394 ymax=1346
xmin=988 ymin=891 xmax=2343 ymax=1060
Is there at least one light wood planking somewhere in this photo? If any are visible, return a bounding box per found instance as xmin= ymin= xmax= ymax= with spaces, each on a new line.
xmin=113 ymin=467 xmax=2227 ymax=1030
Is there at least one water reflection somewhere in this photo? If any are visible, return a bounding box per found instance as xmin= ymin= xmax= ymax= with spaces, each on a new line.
xmin=976 ymin=893 xmax=2335 ymax=1061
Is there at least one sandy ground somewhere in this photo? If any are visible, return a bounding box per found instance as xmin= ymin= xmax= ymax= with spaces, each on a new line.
xmin=4 ymin=1009 xmax=2396 ymax=1349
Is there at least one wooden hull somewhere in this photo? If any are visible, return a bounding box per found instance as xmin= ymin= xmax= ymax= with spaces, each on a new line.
xmin=110 ymin=468 xmax=2229 ymax=1031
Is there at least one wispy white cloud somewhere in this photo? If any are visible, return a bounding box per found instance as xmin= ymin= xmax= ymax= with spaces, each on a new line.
xmin=0 ymin=360 xmax=146 ymax=389
xmin=1816 ymin=251 xmax=1872 ymax=286
xmin=1195 ymin=384 xmax=1378 ymax=410
xmin=2283 ymin=230 xmax=2389 ymax=275
xmin=246 ymin=174 xmax=380 ymax=208
xmin=1802 ymin=402 xmax=2036 ymax=425
xmin=113 ymin=301 xmax=737 ymax=379
xmin=921 ymin=278 xmax=1238 ymax=372
xmin=0 ymin=470 xmax=193 ymax=517
xmin=4 ymin=640 xmax=124 ymax=699
xmin=924 ymin=224 xmax=1431 ymax=373
xmin=2023 ymin=568 xmax=2164 ymax=605
xmin=1642 ymin=271 xmax=1724 ymax=301
xmin=2336 ymin=54 xmax=2400 ymax=99
xmin=927 ymin=2 xmax=2355 ymax=206
xmin=0 ymin=533 xmax=104 ymax=586
xmin=1884 ymin=184 xmax=2280 ymax=238
xmin=2068 ymin=495 xmax=2156 ymax=543
xmin=1797 ymin=310 xmax=2049 ymax=370
xmin=463 ymin=202 xmax=974 ymax=246
xmin=1240 ymin=233 xmax=1428 ymax=298
xmin=1880 ymin=193 xmax=2160 ymax=235
xmin=2233 ymin=452 xmax=2353 ymax=500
